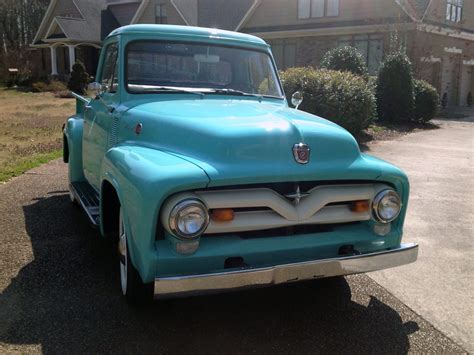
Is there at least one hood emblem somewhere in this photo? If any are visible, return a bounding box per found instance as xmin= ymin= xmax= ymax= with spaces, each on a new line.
xmin=293 ymin=143 xmax=310 ymax=164
xmin=285 ymin=186 xmax=309 ymax=205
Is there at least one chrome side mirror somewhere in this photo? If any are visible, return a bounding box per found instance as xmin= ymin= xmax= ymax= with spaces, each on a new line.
xmin=88 ymin=82 xmax=106 ymax=97
xmin=291 ymin=91 xmax=303 ymax=110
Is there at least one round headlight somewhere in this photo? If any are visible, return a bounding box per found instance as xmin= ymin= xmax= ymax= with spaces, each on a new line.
xmin=169 ymin=199 xmax=209 ymax=239
xmin=372 ymin=189 xmax=402 ymax=223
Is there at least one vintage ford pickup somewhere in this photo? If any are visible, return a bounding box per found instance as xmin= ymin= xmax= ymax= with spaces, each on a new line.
xmin=64 ymin=24 xmax=418 ymax=303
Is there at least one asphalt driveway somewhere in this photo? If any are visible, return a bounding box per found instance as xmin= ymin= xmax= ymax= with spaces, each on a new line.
xmin=0 ymin=123 xmax=470 ymax=353
xmin=368 ymin=117 xmax=474 ymax=352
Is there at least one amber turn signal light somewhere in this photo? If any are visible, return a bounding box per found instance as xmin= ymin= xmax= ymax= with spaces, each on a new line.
xmin=211 ymin=208 xmax=234 ymax=222
xmin=350 ymin=200 xmax=370 ymax=213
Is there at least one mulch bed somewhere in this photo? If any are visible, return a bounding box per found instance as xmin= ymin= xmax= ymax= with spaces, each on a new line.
xmin=356 ymin=121 xmax=441 ymax=151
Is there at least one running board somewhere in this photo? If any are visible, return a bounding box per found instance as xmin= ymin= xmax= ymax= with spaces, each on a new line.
xmin=70 ymin=181 xmax=100 ymax=226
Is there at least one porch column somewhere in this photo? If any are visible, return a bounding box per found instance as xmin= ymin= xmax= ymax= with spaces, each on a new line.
xmin=67 ymin=44 xmax=76 ymax=72
xmin=50 ymin=46 xmax=58 ymax=75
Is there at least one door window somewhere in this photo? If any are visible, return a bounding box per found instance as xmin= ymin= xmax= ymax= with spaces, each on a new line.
xmin=101 ymin=43 xmax=119 ymax=93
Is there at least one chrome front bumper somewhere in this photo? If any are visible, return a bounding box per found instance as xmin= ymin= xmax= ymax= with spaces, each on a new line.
xmin=154 ymin=243 xmax=418 ymax=299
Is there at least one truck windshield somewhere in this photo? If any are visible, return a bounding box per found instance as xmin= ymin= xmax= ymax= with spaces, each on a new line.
xmin=126 ymin=41 xmax=284 ymax=98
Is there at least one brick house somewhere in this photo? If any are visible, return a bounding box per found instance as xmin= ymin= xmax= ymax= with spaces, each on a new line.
xmin=32 ymin=0 xmax=473 ymax=106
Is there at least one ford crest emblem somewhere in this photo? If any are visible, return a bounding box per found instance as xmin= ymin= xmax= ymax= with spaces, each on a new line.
xmin=293 ymin=143 xmax=310 ymax=164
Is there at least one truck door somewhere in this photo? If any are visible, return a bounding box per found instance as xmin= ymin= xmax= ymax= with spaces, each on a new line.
xmin=82 ymin=42 xmax=119 ymax=190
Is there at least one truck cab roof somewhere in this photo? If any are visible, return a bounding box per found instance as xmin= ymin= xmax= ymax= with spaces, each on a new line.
xmin=107 ymin=24 xmax=269 ymax=49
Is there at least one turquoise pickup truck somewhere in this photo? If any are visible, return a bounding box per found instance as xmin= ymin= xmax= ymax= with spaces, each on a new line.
xmin=64 ymin=24 xmax=418 ymax=303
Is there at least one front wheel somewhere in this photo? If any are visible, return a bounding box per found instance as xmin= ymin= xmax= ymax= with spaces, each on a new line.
xmin=118 ymin=208 xmax=153 ymax=304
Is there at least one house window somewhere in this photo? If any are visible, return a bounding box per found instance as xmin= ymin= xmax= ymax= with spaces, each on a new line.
xmin=269 ymin=39 xmax=296 ymax=70
xmin=338 ymin=35 xmax=383 ymax=74
xmin=298 ymin=0 xmax=339 ymax=19
xmin=446 ymin=0 xmax=463 ymax=22
xmin=155 ymin=4 xmax=167 ymax=24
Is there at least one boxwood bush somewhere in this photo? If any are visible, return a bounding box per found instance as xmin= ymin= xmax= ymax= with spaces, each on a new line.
xmin=413 ymin=79 xmax=439 ymax=123
xmin=281 ymin=67 xmax=376 ymax=136
xmin=376 ymin=51 xmax=414 ymax=122
xmin=31 ymin=80 xmax=67 ymax=93
xmin=320 ymin=46 xmax=368 ymax=76
xmin=68 ymin=61 xmax=90 ymax=95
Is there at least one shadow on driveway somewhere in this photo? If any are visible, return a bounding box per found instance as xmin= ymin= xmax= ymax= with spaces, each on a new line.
xmin=0 ymin=193 xmax=419 ymax=354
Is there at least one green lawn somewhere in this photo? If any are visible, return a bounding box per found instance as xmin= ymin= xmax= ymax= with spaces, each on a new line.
xmin=0 ymin=89 xmax=75 ymax=182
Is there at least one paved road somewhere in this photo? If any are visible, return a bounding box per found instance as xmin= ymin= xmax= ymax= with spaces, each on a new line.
xmin=367 ymin=117 xmax=474 ymax=352
xmin=0 ymin=157 xmax=467 ymax=353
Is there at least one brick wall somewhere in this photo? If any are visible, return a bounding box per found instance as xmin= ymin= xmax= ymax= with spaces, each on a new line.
xmin=269 ymin=31 xmax=394 ymax=74
xmin=410 ymin=30 xmax=474 ymax=106
xmin=245 ymin=0 xmax=406 ymax=30
xmin=424 ymin=0 xmax=474 ymax=32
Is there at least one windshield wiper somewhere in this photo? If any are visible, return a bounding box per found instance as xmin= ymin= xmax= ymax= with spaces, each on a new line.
xmin=210 ymin=88 xmax=262 ymax=98
xmin=133 ymin=85 xmax=205 ymax=96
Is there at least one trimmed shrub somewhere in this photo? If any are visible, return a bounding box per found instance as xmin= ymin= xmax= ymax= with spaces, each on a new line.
xmin=31 ymin=80 xmax=67 ymax=93
xmin=281 ymin=67 xmax=376 ymax=136
xmin=68 ymin=61 xmax=90 ymax=94
xmin=320 ymin=46 xmax=368 ymax=76
xmin=31 ymin=81 xmax=48 ymax=92
xmin=55 ymin=90 xmax=74 ymax=99
xmin=413 ymin=79 xmax=439 ymax=123
xmin=367 ymin=75 xmax=377 ymax=92
xmin=376 ymin=51 xmax=414 ymax=122
xmin=47 ymin=80 xmax=67 ymax=92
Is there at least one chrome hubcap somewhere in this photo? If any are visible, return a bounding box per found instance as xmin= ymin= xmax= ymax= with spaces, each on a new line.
xmin=119 ymin=210 xmax=127 ymax=295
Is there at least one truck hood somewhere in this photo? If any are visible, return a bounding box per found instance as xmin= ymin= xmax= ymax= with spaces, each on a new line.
xmin=125 ymin=98 xmax=381 ymax=186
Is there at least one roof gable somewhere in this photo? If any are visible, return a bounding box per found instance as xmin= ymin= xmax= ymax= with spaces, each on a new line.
xmin=45 ymin=19 xmax=67 ymax=39
xmin=396 ymin=0 xmax=432 ymax=21
xmin=197 ymin=0 xmax=255 ymax=30
xmin=109 ymin=2 xmax=141 ymax=26
xmin=33 ymin=0 xmax=108 ymax=44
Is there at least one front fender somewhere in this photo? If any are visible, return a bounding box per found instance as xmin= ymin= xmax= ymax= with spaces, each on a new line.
xmin=65 ymin=115 xmax=85 ymax=182
xmin=363 ymin=153 xmax=410 ymax=232
xmin=100 ymin=145 xmax=209 ymax=282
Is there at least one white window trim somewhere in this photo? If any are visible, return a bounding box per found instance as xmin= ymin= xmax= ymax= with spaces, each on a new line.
xmin=446 ymin=0 xmax=463 ymax=23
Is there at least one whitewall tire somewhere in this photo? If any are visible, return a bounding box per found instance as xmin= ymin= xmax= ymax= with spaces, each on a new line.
xmin=118 ymin=208 xmax=153 ymax=304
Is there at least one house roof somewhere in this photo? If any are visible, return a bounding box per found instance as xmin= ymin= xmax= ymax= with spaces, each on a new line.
xmin=129 ymin=0 xmax=259 ymax=31
xmin=60 ymin=0 xmax=105 ymax=41
xmin=33 ymin=0 xmax=108 ymax=45
xmin=54 ymin=15 xmax=100 ymax=42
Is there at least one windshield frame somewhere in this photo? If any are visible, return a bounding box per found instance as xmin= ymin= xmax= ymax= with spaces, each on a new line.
xmin=124 ymin=39 xmax=285 ymax=99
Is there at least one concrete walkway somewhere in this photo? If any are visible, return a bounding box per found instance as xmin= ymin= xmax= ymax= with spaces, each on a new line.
xmin=368 ymin=117 xmax=474 ymax=352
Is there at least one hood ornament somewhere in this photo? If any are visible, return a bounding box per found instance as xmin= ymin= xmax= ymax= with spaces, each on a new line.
xmin=285 ymin=186 xmax=309 ymax=205
xmin=293 ymin=143 xmax=310 ymax=164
